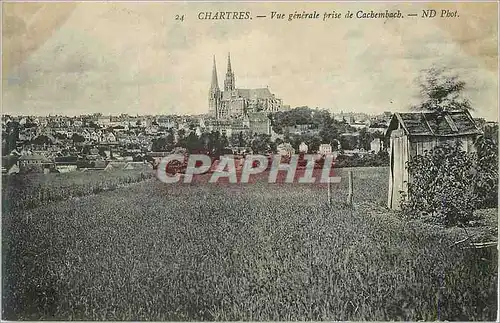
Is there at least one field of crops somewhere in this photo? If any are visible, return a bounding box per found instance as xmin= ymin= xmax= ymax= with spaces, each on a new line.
xmin=2 ymin=167 xmax=497 ymax=321
xmin=1 ymin=168 xmax=155 ymax=211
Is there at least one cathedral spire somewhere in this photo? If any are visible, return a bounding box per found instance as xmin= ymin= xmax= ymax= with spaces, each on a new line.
xmin=227 ymin=52 xmax=232 ymax=74
xmin=210 ymin=55 xmax=219 ymax=91
xmin=224 ymin=52 xmax=235 ymax=91
xmin=209 ymin=55 xmax=221 ymax=118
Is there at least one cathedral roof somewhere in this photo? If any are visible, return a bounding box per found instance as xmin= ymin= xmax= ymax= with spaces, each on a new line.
xmin=237 ymin=88 xmax=274 ymax=99
xmin=222 ymin=88 xmax=275 ymax=100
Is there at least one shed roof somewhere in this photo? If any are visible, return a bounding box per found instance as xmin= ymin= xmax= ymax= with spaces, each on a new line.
xmin=387 ymin=110 xmax=482 ymax=137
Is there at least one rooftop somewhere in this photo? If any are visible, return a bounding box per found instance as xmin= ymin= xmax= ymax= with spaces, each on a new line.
xmin=387 ymin=110 xmax=482 ymax=137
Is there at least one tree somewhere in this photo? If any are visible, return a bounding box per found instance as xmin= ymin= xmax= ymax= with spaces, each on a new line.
xmin=238 ymin=131 xmax=246 ymax=147
xmin=71 ymin=133 xmax=85 ymax=143
xmin=24 ymin=121 xmax=38 ymax=128
xmin=358 ymin=128 xmax=373 ymax=150
xmin=177 ymin=129 xmax=186 ymax=140
xmin=88 ymin=121 xmax=100 ymax=129
xmin=220 ymin=133 xmax=229 ymax=151
xmin=185 ymin=132 xmax=202 ymax=153
xmin=474 ymin=135 xmax=498 ymax=208
xmin=152 ymin=132 xmax=175 ymax=152
xmin=199 ymin=132 xmax=211 ymax=150
xmin=312 ymin=109 xmax=331 ymax=128
xmin=207 ymin=131 xmax=229 ymax=157
xmin=339 ymin=134 xmax=357 ymax=150
xmin=165 ymin=132 xmax=175 ymax=150
xmin=270 ymin=106 xmax=315 ymax=134
xmin=54 ymin=132 xmax=68 ymax=140
xmin=483 ymin=123 xmax=498 ymax=144
xmin=5 ymin=121 xmax=20 ymax=154
xmin=33 ymin=135 xmax=53 ymax=146
xmin=304 ymin=134 xmax=322 ymax=153
xmin=319 ymin=123 xmax=339 ymax=145
xmin=98 ymin=147 xmax=108 ymax=158
xmin=250 ymin=134 xmax=271 ymax=154
xmin=413 ymin=66 xmax=472 ymax=112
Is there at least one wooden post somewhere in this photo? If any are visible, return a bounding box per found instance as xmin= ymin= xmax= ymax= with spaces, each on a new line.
xmin=347 ymin=170 xmax=353 ymax=206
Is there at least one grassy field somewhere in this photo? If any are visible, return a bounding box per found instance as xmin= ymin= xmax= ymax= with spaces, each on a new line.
xmin=2 ymin=167 xmax=497 ymax=321
xmin=2 ymin=168 xmax=155 ymax=211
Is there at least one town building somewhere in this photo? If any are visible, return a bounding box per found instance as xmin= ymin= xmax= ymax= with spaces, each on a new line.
xmin=277 ymin=143 xmax=295 ymax=157
xmin=243 ymin=112 xmax=272 ymax=135
xmin=370 ymin=138 xmax=382 ymax=153
xmin=299 ymin=142 xmax=309 ymax=153
xmin=318 ymin=144 xmax=333 ymax=155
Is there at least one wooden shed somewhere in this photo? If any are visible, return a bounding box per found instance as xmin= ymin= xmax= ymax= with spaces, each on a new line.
xmin=386 ymin=110 xmax=482 ymax=210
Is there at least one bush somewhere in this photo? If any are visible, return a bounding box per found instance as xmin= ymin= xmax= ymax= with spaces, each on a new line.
xmin=401 ymin=141 xmax=477 ymax=226
xmin=474 ymin=136 xmax=498 ymax=208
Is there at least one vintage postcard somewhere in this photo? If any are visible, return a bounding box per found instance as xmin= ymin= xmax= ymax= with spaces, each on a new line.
xmin=2 ymin=1 xmax=498 ymax=321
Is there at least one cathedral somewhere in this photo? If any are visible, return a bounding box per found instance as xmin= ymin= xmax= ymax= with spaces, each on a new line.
xmin=208 ymin=54 xmax=284 ymax=120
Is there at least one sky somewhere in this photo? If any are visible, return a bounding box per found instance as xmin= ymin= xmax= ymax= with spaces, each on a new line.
xmin=2 ymin=2 xmax=498 ymax=120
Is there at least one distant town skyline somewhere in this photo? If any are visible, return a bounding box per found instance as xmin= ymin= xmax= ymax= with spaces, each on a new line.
xmin=3 ymin=2 xmax=498 ymax=121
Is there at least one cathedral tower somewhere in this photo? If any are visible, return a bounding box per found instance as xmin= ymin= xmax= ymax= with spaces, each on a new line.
xmin=208 ymin=56 xmax=221 ymax=117
xmin=224 ymin=52 xmax=235 ymax=91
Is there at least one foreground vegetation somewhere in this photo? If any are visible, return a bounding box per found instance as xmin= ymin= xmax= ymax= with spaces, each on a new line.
xmin=402 ymin=137 xmax=498 ymax=226
xmin=1 ymin=168 xmax=155 ymax=212
xmin=2 ymin=167 xmax=497 ymax=320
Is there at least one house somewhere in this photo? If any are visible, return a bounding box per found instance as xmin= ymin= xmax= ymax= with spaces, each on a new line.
xmin=18 ymin=154 xmax=53 ymax=173
xmin=370 ymin=138 xmax=382 ymax=153
xmin=145 ymin=125 xmax=159 ymax=135
xmin=55 ymin=165 xmax=78 ymax=173
xmin=276 ymin=143 xmax=295 ymax=157
xmin=385 ymin=110 xmax=482 ymax=210
xmin=299 ymin=142 xmax=308 ymax=153
xmin=244 ymin=112 xmax=271 ymax=135
xmin=157 ymin=117 xmax=176 ymax=129
xmin=106 ymin=132 xmax=117 ymax=142
xmin=97 ymin=116 xmax=112 ymax=127
xmin=195 ymin=126 xmax=203 ymax=137
xmin=90 ymin=131 xmax=101 ymax=142
xmin=368 ymin=121 xmax=388 ymax=134
xmin=349 ymin=121 xmax=368 ymax=130
xmin=318 ymin=144 xmax=333 ymax=156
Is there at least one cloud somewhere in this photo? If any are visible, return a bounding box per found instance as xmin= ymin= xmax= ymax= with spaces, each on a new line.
xmin=2 ymin=2 xmax=498 ymax=121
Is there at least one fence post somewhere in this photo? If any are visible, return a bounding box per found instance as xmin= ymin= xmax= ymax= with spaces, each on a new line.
xmin=347 ymin=170 xmax=353 ymax=206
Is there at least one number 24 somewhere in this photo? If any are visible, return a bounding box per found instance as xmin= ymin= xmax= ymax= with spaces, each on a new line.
xmin=175 ymin=14 xmax=184 ymax=21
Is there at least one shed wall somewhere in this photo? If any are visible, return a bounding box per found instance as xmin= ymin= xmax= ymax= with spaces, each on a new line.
xmin=388 ymin=130 xmax=409 ymax=210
